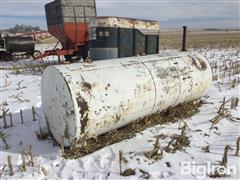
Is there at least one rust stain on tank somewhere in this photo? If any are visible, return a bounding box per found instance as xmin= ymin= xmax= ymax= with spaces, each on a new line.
xmin=81 ymin=80 xmax=95 ymax=96
xmin=82 ymin=82 xmax=92 ymax=90
xmin=143 ymin=83 xmax=152 ymax=91
xmin=64 ymin=124 xmax=70 ymax=138
xmin=76 ymin=94 xmax=89 ymax=134
xmin=190 ymin=55 xmax=208 ymax=71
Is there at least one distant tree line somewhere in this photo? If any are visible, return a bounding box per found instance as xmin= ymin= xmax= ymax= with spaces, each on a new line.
xmin=6 ymin=24 xmax=41 ymax=34
xmin=204 ymin=28 xmax=240 ymax=32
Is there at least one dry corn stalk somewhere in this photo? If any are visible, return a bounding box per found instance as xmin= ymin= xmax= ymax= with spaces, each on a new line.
xmin=0 ymin=131 xmax=9 ymax=149
xmin=235 ymin=137 xmax=240 ymax=156
xmin=1 ymin=78 xmax=12 ymax=88
xmin=210 ymin=97 xmax=231 ymax=130
xmin=28 ymin=145 xmax=34 ymax=167
xmin=60 ymin=136 xmax=65 ymax=157
xmin=121 ymin=168 xmax=136 ymax=177
xmin=16 ymin=80 xmax=25 ymax=90
xmin=209 ymin=145 xmax=233 ymax=178
xmin=230 ymin=97 xmax=239 ymax=109
xmin=41 ymin=167 xmax=47 ymax=176
xmin=119 ymin=151 xmax=134 ymax=176
xmin=35 ymin=126 xmax=50 ymax=141
xmin=3 ymin=111 xmax=7 ymax=129
xmin=164 ymin=125 xmax=190 ymax=153
xmin=119 ymin=150 xmax=123 ymax=175
xmin=144 ymin=137 xmax=163 ymax=161
xmin=0 ymin=165 xmax=6 ymax=177
xmin=202 ymin=145 xmax=210 ymax=153
xmin=7 ymin=155 xmax=14 ymax=176
xmin=9 ymin=92 xmax=29 ymax=103
xmin=20 ymin=152 xmax=27 ymax=172
xmin=139 ymin=169 xmax=151 ymax=179
xmin=32 ymin=106 xmax=36 ymax=121
xmin=220 ymin=145 xmax=233 ymax=167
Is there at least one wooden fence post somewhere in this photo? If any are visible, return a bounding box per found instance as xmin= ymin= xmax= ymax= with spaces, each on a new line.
xmin=3 ymin=111 xmax=7 ymax=128
xmin=20 ymin=109 xmax=23 ymax=124
xmin=9 ymin=113 xmax=13 ymax=127
xmin=32 ymin=107 xmax=36 ymax=121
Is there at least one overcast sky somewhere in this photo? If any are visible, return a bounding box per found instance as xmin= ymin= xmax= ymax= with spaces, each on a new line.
xmin=1 ymin=0 xmax=239 ymax=29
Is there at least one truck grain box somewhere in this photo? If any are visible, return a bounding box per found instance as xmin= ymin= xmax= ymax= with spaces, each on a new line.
xmin=45 ymin=0 xmax=96 ymax=25
xmin=45 ymin=0 xmax=96 ymax=50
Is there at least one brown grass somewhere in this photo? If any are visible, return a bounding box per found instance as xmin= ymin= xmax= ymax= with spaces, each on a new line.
xmin=40 ymin=30 xmax=239 ymax=49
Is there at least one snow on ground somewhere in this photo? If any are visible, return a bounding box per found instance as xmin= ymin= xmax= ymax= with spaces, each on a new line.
xmin=0 ymin=48 xmax=239 ymax=180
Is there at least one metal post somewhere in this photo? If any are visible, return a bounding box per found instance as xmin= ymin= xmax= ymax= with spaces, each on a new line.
xmin=181 ymin=26 xmax=187 ymax=51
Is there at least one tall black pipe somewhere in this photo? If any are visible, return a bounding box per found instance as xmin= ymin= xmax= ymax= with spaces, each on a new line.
xmin=181 ymin=26 xmax=187 ymax=51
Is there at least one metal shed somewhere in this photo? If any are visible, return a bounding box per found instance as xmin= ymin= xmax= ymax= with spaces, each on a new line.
xmin=89 ymin=17 xmax=160 ymax=60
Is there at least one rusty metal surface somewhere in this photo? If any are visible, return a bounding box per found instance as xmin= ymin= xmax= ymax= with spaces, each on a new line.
xmin=90 ymin=16 xmax=160 ymax=34
xmin=41 ymin=52 xmax=212 ymax=146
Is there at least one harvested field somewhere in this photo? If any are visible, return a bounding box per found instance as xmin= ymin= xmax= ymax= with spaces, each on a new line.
xmin=160 ymin=30 xmax=240 ymax=49
xmin=0 ymin=47 xmax=239 ymax=179
xmin=40 ymin=30 xmax=240 ymax=50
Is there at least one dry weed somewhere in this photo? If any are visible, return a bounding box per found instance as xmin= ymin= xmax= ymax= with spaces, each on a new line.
xmin=63 ymin=101 xmax=202 ymax=159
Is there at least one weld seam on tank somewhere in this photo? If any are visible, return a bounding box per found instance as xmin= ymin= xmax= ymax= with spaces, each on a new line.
xmin=136 ymin=57 xmax=157 ymax=114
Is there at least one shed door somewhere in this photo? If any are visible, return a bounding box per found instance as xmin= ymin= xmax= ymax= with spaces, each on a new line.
xmin=134 ymin=30 xmax=146 ymax=56
xmin=146 ymin=35 xmax=159 ymax=55
xmin=119 ymin=28 xmax=133 ymax=58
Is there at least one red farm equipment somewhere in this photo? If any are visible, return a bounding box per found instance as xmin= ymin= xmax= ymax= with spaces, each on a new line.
xmin=35 ymin=0 xmax=97 ymax=62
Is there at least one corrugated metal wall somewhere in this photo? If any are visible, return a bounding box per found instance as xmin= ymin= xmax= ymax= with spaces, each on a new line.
xmin=45 ymin=0 xmax=96 ymax=26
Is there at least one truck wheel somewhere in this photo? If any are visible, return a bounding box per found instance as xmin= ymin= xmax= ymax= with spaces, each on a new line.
xmin=64 ymin=55 xmax=73 ymax=62
xmin=65 ymin=53 xmax=82 ymax=63
xmin=32 ymin=50 xmax=42 ymax=59
xmin=0 ymin=52 xmax=5 ymax=61
xmin=0 ymin=52 xmax=13 ymax=61
xmin=5 ymin=54 xmax=14 ymax=61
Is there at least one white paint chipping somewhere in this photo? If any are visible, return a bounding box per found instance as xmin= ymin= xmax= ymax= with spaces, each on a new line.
xmin=41 ymin=52 xmax=212 ymax=146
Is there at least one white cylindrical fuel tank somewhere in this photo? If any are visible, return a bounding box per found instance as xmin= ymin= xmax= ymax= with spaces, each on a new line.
xmin=41 ymin=52 xmax=212 ymax=146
